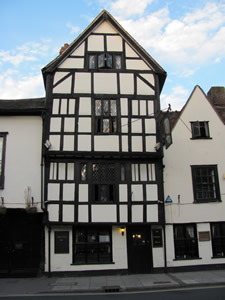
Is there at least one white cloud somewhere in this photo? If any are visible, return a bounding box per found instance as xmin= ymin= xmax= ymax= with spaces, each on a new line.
xmin=66 ymin=22 xmax=80 ymax=34
xmin=161 ymin=86 xmax=189 ymax=111
xmin=110 ymin=0 xmax=153 ymax=17
xmin=0 ymin=50 xmax=37 ymax=66
xmin=0 ymin=73 xmax=44 ymax=99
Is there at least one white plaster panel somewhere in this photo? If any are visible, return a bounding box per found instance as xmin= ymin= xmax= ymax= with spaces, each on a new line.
xmin=120 ymin=98 xmax=128 ymax=116
xmin=60 ymin=98 xmax=67 ymax=114
xmin=58 ymin=58 xmax=84 ymax=69
xmin=148 ymin=101 xmax=154 ymax=116
xmin=92 ymin=205 xmax=117 ymax=222
xmin=125 ymin=43 xmax=139 ymax=57
xmin=147 ymin=204 xmax=158 ymax=222
xmin=121 ymin=118 xmax=128 ymax=133
xmin=79 ymin=184 xmax=89 ymax=202
xmin=64 ymin=118 xmax=75 ymax=132
xmin=120 ymin=205 xmax=128 ymax=222
xmin=53 ymin=76 xmax=72 ymax=94
xmin=132 ymin=100 xmax=138 ymax=115
xmin=68 ymin=99 xmax=76 ymax=115
xmin=131 ymin=118 xmax=142 ymax=133
xmin=52 ymin=98 xmax=60 ymax=114
xmin=48 ymin=205 xmax=59 ymax=222
xmin=94 ymin=73 xmax=117 ymax=94
xmin=71 ymin=42 xmax=85 ymax=56
xmin=140 ymin=100 xmax=147 ymax=115
xmin=78 ymin=135 xmax=91 ymax=151
xmin=63 ymin=183 xmax=75 ymax=201
xmin=132 ymin=205 xmax=143 ymax=222
xmin=106 ymin=35 xmax=123 ymax=51
xmin=49 ymin=135 xmax=60 ymax=151
xmin=137 ymin=77 xmax=154 ymax=95
xmin=88 ymin=35 xmax=104 ymax=51
xmin=122 ymin=136 xmax=128 ymax=152
xmin=74 ymin=73 xmax=91 ymax=94
xmin=145 ymin=136 xmax=156 ymax=152
xmin=78 ymin=205 xmax=89 ymax=222
xmin=132 ymin=136 xmax=143 ymax=152
xmin=63 ymin=135 xmax=74 ymax=151
xmin=140 ymin=74 xmax=155 ymax=86
xmin=53 ymin=72 xmax=69 ymax=85
xmin=93 ymin=21 xmax=117 ymax=34
xmin=119 ymin=184 xmax=128 ymax=202
xmin=78 ymin=117 xmax=91 ymax=132
xmin=145 ymin=119 xmax=156 ymax=134
xmin=67 ymin=163 xmax=74 ymax=180
xmin=146 ymin=184 xmax=158 ymax=201
xmin=131 ymin=184 xmax=143 ymax=201
xmin=94 ymin=136 xmax=119 ymax=151
xmin=58 ymin=163 xmax=66 ymax=180
xmin=120 ymin=74 xmax=134 ymax=94
xmin=79 ymin=97 xmax=91 ymax=115
xmin=50 ymin=118 xmax=61 ymax=132
xmin=48 ymin=183 xmax=60 ymax=201
xmin=126 ymin=59 xmax=151 ymax=70
xmin=63 ymin=205 xmax=74 ymax=222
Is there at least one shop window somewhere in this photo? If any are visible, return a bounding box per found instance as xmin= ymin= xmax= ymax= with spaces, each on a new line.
xmin=73 ymin=227 xmax=112 ymax=264
xmin=211 ymin=223 xmax=225 ymax=257
xmin=174 ymin=224 xmax=199 ymax=259
xmin=191 ymin=165 xmax=220 ymax=203
xmin=0 ymin=133 xmax=7 ymax=189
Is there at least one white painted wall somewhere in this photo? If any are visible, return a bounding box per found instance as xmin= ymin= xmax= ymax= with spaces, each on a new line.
xmin=45 ymin=225 xmax=128 ymax=272
xmin=0 ymin=116 xmax=42 ymax=211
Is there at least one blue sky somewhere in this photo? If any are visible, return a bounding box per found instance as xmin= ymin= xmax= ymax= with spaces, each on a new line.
xmin=0 ymin=0 xmax=225 ymax=110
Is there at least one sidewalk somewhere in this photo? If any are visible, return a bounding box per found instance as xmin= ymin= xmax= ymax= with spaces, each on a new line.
xmin=1 ymin=270 xmax=225 ymax=296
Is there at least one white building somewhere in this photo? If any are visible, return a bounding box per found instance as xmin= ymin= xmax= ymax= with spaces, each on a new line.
xmin=164 ymin=86 xmax=225 ymax=271
xmin=42 ymin=10 xmax=167 ymax=275
xmin=0 ymin=98 xmax=45 ymax=276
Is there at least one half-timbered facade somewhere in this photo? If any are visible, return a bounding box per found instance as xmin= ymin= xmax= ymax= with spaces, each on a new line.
xmin=42 ymin=10 xmax=167 ymax=274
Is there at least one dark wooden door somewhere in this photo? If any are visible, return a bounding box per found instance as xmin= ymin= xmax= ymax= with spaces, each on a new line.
xmin=127 ymin=225 xmax=152 ymax=274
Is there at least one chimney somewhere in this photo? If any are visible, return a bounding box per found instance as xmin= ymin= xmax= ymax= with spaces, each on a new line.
xmin=207 ymin=87 xmax=225 ymax=105
xmin=59 ymin=43 xmax=70 ymax=55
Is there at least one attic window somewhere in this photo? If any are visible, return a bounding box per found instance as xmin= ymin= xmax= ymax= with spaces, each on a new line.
xmin=88 ymin=53 xmax=122 ymax=70
xmin=191 ymin=121 xmax=210 ymax=139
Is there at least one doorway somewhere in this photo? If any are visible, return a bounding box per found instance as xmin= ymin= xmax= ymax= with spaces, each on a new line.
xmin=126 ymin=225 xmax=152 ymax=274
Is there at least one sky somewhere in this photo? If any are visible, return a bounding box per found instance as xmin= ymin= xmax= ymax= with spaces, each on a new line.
xmin=0 ymin=0 xmax=225 ymax=110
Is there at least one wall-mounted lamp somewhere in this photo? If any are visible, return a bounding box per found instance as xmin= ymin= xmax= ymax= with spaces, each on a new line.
xmin=120 ymin=226 xmax=125 ymax=236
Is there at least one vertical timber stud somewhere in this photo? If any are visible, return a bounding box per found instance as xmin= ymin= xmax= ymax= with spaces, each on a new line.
xmin=48 ymin=225 xmax=51 ymax=277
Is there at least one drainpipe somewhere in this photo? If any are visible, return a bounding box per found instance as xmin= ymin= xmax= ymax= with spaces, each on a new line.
xmin=48 ymin=225 xmax=51 ymax=277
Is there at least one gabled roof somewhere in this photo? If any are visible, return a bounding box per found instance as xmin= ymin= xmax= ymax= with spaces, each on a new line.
xmin=170 ymin=85 xmax=225 ymax=131
xmin=42 ymin=10 xmax=166 ymax=91
xmin=0 ymin=98 xmax=46 ymax=115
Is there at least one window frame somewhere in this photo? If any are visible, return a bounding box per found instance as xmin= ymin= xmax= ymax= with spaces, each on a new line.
xmin=191 ymin=121 xmax=211 ymax=139
xmin=191 ymin=165 xmax=220 ymax=203
xmin=174 ymin=224 xmax=199 ymax=260
xmin=0 ymin=133 xmax=7 ymax=189
xmin=73 ymin=226 xmax=112 ymax=265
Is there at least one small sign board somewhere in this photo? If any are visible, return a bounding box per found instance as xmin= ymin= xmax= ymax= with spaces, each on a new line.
xmin=198 ymin=231 xmax=210 ymax=241
xmin=54 ymin=231 xmax=69 ymax=254
xmin=152 ymin=229 xmax=163 ymax=247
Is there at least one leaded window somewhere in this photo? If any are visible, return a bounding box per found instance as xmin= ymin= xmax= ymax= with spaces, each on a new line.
xmin=95 ymin=99 xmax=118 ymax=134
xmin=191 ymin=165 xmax=220 ymax=203
xmin=0 ymin=133 xmax=7 ymax=189
xmin=92 ymin=163 xmax=115 ymax=202
xmin=211 ymin=223 xmax=225 ymax=257
xmin=88 ymin=53 xmax=122 ymax=70
xmin=174 ymin=224 xmax=199 ymax=259
xmin=73 ymin=227 xmax=112 ymax=264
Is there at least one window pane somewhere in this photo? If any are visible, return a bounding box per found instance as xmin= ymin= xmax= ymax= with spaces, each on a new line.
xmin=103 ymin=100 xmax=109 ymax=116
xmin=115 ymin=55 xmax=121 ymax=69
xmin=103 ymin=119 xmax=110 ymax=133
xmin=106 ymin=53 xmax=112 ymax=68
xmin=89 ymin=55 xmax=95 ymax=69
xmin=81 ymin=164 xmax=87 ymax=181
xmin=95 ymin=100 xmax=101 ymax=116
xmin=98 ymin=53 xmax=105 ymax=68
xmin=100 ymin=185 xmax=108 ymax=202
xmin=0 ymin=137 xmax=3 ymax=176
xmin=121 ymin=164 xmax=125 ymax=181
xmin=140 ymin=164 xmax=147 ymax=181
xmin=110 ymin=100 xmax=117 ymax=116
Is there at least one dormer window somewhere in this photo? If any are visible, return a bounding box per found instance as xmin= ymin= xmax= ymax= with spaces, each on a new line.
xmin=191 ymin=121 xmax=210 ymax=139
xmin=88 ymin=53 xmax=122 ymax=70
